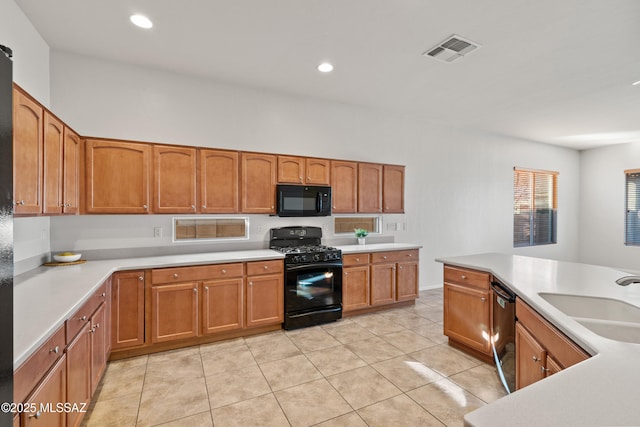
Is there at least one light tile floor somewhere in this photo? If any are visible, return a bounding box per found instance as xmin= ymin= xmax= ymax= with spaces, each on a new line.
xmin=81 ymin=288 xmax=506 ymax=427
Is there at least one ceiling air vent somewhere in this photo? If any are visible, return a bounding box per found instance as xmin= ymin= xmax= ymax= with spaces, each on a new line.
xmin=423 ymin=35 xmax=481 ymax=63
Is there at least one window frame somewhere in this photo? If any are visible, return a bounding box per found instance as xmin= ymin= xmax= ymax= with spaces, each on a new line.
xmin=172 ymin=216 xmax=249 ymax=243
xmin=513 ymin=167 xmax=559 ymax=248
xmin=625 ymin=169 xmax=640 ymax=246
xmin=333 ymin=216 xmax=382 ymax=235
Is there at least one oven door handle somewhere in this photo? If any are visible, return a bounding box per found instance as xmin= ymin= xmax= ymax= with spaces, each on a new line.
xmin=316 ymin=192 xmax=323 ymax=213
xmin=491 ymin=281 xmax=516 ymax=303
xmin=286 ymin=262 xmax=343 ymax=272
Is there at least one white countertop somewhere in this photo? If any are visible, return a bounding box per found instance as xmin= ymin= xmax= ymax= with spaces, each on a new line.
xmin=436 ymin=253 xmax=640 ymax=427
xmin=14 ymin=243 xmax=421 ymax=369
xmin=14 ymin=249 xmax=284 ymax=369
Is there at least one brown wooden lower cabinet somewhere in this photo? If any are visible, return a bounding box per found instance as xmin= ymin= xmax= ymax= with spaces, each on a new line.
xmin=202 ymin=278 xmax=244 ymax=334
xmin=65 ymin=323 xmax=91 ymax=427
xmin=515 ymin=298 xmax=590 ymax=390
xmin=21 ymin=355 xmax=66 ymax=427
xmin=343 ymin=250 xmax=419 ymax=314
xmin=443 ymin=283 xmax=491 ymax=355
xmin=151 ymin=282 xmax=199 ymax=343
xmin=111 ymin=271 xmax=145 ymax=349
xmin=90 ymin=303 xmax=108 ymax=393
xmin=246 ymin=273 xmax=284 ymax=327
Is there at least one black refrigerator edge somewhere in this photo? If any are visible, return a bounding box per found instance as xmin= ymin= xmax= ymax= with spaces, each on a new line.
xmin=0 ymin=44 xmax=14 ymax=426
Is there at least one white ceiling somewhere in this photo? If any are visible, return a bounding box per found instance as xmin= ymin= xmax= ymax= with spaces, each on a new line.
xmin=15 ymin=0 xmax=640 ymax=150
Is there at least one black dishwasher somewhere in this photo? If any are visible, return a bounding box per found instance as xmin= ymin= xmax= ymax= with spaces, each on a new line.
xmin=491 ymin=280 xmax=516 ymax=394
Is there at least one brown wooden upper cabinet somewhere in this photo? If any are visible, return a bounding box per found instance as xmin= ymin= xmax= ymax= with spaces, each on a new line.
xmin=43 ymin=111 xmax=64 ymax=214
xmin=200 ymin=149 xmax=239 ymax=213
xmin=358 ymin=163 xmax=383 ymax=213
xmin=13 ymin=86 xmax=79 ymax=216
xmin=152 ymin=145 xmax=197 ymax=214
xmin=62 ymin=128 xmax=81 ymax=214
xmin=331 ymin=160 xmax=358 ymax=213
xmin=241 ymin=152 xmax=276 ymax=214
xmin=85 ymin=139 xmax=151 ymax=214
xmin=383 ymin=165 xmax=405 ymax=213
xmin=277 ymin=156 xmax=330 ymax=185
xmin=13 ymin=87 xmax=43 ymax=214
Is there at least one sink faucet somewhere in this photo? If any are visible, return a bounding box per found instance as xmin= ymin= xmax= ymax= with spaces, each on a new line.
xmin=616 ymin=276 xmax=640 ymax=286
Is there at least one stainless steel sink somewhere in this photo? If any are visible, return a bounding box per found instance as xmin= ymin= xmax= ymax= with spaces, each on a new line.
xmin=538 ymin=293 xmax=640 ymax=344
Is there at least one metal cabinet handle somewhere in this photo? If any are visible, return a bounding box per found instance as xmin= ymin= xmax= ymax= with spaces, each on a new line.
xmin=143 ymin=204 xmax=148 ymax=209
xmin=249 ymin=281 xmax=253 ymax=286
xmin=173 ymin=273 xmax=179 ymax=279
xmin=100 ymin=292 xmax=106 ymax=297
xmin=204 ymin=286 xmax=209 ymax=291
xmin=408 ymin=253 xmax=413 ymax=257
xmin=80 ymin=315 xmax=87 ymax=321
xmin=264 ymin=265 xmax=269 ymax=270
xmin=532 ymin=356 xmax=540 ymax=362
xmin=399 ymin=266 xmax=404 ymax=270
xmin=461 ymin=275 xmax=467 ymax=280
xmin=49 ymin=346 xmax=60 ymax=354
xmin=138 ymin=276 xmax=144 ymax=281
xmin=191 ymin=205 xmax=196 ymax=210
xmin=541 ymin=366 xmax=549 ymax=373
xmin=355 ymin=258 xmax=360 ymax=262
xmin=222 ymin=269 xmax=227 ymax=274
xmin=28 ymin=411 xmax=42 ymax=419
xmin=193 ymin=288 xmax=197 ymax=293
xmin=480 ymin=297 xmax=486 ymax=302
xmin=202 ymin=205 xmax=206 ymax=209
xmin=383 ymin=256 xmax=387 ymax=260
xmin=344 ymin=272 xmax=349 ymax=276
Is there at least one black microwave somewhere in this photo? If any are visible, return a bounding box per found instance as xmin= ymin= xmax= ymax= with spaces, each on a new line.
xmin=276 ymin=185 xmax=331 ymax=217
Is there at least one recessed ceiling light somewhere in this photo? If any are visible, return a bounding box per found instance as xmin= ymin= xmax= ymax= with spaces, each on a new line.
xmin=632 ymin=80 xmax=640 ymax=86
xmin=130 ymin=14 xmax=153 ymax=29
xmin=317 ymin=62 xmax=334 ymax=73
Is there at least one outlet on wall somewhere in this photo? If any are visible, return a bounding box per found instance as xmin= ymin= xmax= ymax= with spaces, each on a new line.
xmin=154 ymin=227 xmax=163 ymax=238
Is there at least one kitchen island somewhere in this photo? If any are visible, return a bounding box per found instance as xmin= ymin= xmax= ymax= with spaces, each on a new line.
xmin=436 ymin=253 xmax=640 ymax=427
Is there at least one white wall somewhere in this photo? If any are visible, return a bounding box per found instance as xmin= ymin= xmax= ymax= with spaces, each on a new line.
xmin=0 ymin=0 xmax=50 ymax=103
xmin=3 ymin=0 xmax=52 ymax=273
xmin=579 ymin=143 xmax=640 ymax=272
xmin=48 ymin=51 xmax=582 ymax=288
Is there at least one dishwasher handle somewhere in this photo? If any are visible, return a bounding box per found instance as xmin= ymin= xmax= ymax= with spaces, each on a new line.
xmin=491 ymin=281 xmax=516 ymax=303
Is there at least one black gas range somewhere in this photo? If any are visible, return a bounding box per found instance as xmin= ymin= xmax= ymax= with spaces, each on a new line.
xmin=270 ymin=226 xmax=343 ymax=330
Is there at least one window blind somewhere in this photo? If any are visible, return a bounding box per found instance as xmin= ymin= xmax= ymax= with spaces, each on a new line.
xmin=625 ymin=170 xmax=640 ymax=246
xmin=514 ymin=168 xmax=558 ymax=247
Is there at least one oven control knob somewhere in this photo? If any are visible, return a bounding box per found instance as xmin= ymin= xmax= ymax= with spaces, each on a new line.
xmin=292 ymin=255 xmax=300 ymax=263
xmin=313 ymin=253 xmax=321 ymax=262
xmin=300 ymin=255 xmax=308 ymax=263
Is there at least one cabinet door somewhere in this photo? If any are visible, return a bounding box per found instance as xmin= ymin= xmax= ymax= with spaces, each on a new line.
xmin=515 ymin=322 xmax=546 ymax=390
xmin=331 ymin=161 xmax=357 ymax=213
xmin=370 ymin=263 xmax=396 ymax=306
xmin=90 ymin=303 xmax=107 ymax=393
xmin=43 ymin=112 xmax=64 ymax=214
xmin=246 ymin=274 xmax=284 ymax=327
xmin=343 ymin=265 xmax=370 ymax=311
xmin=13 ymin=88 xmax=43 ymax=214
xmin=151 ymin=282 xmax=199 ymax=343
xmin=358 ymin=163 xmax=383 ymax=213
xmin=153 ymin=145 xmax=197 ymax=213
xmin=66 ymin=323 xmax=91 ymax=427
xmin=545 ymin=355 xmax=562 ymax=378
xmin=305 ymin=158 xmax=330 ymax=185
xmin=22 ymin=355 xmax=66 ymax=427
xmin=396 ymin=261 xmax=418 ymax=301
xmin=200 ymin=149 xmax=239 ymax=213
xmin=383 ymin=165 xmax=404 ymax=213
xmin=202 ymin=278 xmax=244 ymax=334
xmin=85 ymin=139 xmax=151 ymax=213
xmin=277 ymin=156 xmax=304 ymax=184
xmin=443 ymin=283 xmax=491 ymax=354
xmin=111 ymin=271 xmax=145 ymax=350
xmin=62 ymin=128 xmax=80 ymax=214
xmin=241 ymin=153 xmax=276 ymax=213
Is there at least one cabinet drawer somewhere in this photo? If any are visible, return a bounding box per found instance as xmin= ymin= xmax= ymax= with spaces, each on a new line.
xmin=515 ymin=298 xmax=590 ymax=369
xmin=14 ymin=325 xmax=65 ymax=404
xmin=343 ymin=253 xmax=370 ymax=267
xmin=371 ymin=250 xmax=418 ymax=264
xmin=246 ymin=260 xmax=283 ymax=276
xmin=66 ymin=281 xmax=108 ymax=343
xmin=444 ymin=265 xmax=490 ymax=290
xmin=152 ymin=263 xmax=243 ymax=284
